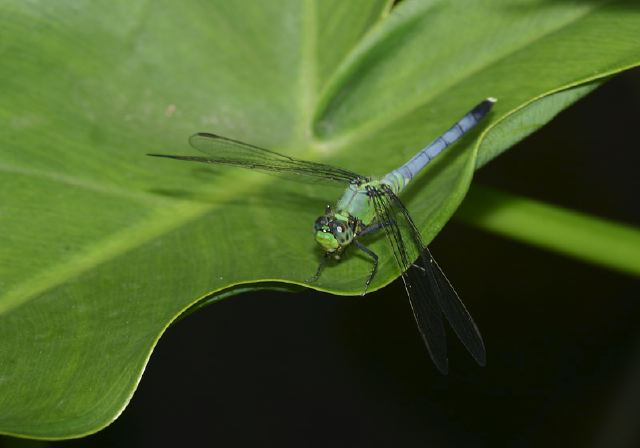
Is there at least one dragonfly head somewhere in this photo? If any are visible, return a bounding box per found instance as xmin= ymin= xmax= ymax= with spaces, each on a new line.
xmin=314 ymin=206 xmax=353 ymax=253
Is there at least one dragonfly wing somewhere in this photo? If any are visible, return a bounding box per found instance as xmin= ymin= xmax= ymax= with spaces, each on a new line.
xmin=369 ymin=186 xmax=449 ymax=373
xmin=186 ymin=132 xmax=362 ymax=183
xmin=375 ymin=184 xmax=486 ymax=370
xmin=148 ymin=133 xmax=360 ymax=184
xmin=424 ymin=247 xmax=486 ymax=366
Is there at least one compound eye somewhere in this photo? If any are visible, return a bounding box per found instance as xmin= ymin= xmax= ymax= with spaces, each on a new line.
xmin=329 ymin=221 xmax=346 ymax=236
xmin=314 ymin=216 xmax=329 ymax=232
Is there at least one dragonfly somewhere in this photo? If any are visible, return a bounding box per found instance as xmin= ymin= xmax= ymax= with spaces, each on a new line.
xmin=148 ymin=97 xmax=496 ymax=374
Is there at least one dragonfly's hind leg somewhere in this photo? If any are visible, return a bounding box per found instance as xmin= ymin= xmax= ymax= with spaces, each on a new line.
xmin=353 ymin=240 xmax=378 ymax=295
xmin=306 ymin=253 xmax=330 ymax=284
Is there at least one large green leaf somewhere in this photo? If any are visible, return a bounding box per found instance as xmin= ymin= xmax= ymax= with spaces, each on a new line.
xmin=1 ymin=0 xmax=639 ymax=438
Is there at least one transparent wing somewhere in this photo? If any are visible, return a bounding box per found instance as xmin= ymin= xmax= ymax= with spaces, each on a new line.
xmin=148 ymin=132 xmax=360 ymax=184
xmin=369 ymin=186 xmax=448 ymax=372
xmin=371 ymin=184 xmax=486 ymax=373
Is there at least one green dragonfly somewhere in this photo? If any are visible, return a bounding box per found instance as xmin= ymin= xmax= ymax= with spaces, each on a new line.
xmin=148 ymin=98 xmax=495 ymax=374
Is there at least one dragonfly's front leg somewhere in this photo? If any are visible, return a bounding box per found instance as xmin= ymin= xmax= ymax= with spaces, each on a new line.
xmin=353 ymin=240 xmax=378 ymax=295
xmin=306 ymin=252 xmax=330 ymax=284
xmin=358 ymin=220 xmax=393 ymax=238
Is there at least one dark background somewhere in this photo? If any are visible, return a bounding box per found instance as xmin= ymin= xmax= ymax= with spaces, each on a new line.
xmin=4 ymin=70 xmax=639 ymax=448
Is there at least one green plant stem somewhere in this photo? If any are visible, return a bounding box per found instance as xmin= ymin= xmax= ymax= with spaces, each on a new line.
xmin=456 ymin=185 xmax=640 ymax=276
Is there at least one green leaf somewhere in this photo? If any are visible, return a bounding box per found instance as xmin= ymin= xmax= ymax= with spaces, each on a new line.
xmin=1 ymin=0 xmax=639 ymax=438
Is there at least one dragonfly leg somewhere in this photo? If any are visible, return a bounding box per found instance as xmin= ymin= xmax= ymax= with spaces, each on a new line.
xmin=362 ymin=221 xmax=425 ymax=274
xmin=306 ymin=253 xmax=330 ymax=284
xmin=353 ymin=240 xmax=378 ymax=296
xmin=359 ymin=220 xmax=395 ymax=237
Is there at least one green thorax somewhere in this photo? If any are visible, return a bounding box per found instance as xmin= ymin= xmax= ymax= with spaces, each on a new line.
xmin=335 ymin=178 xmax=390 ymax=226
